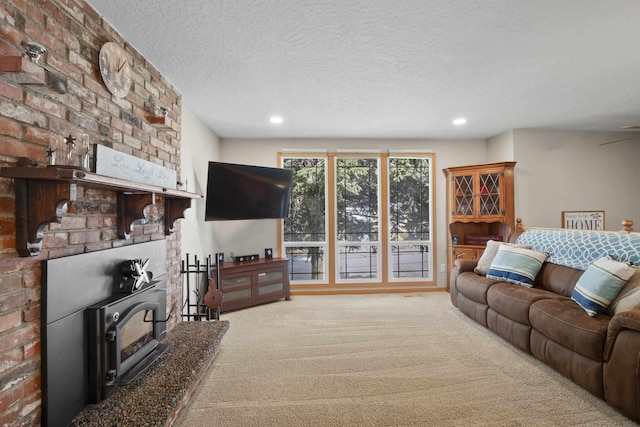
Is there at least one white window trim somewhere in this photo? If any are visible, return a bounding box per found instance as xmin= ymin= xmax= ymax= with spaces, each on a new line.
xmin=281 ymin=155 xmax=329 ymax=285
xmin=334 ymin=156 xmax=383 ymax=284
xmin=386 ymin=155 xmax=434 ymax=283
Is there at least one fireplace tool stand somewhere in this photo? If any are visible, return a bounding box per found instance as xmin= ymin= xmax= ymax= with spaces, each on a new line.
xmin=180 ymin=254 xmax=221 ymax=321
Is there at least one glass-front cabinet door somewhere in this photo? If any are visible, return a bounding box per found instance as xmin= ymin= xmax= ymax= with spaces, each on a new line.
xmin=477 ymin=170 xmax=503 ymax=218
xmin=451 ymin=169 xmax=504 ymax=219
xmin=453 ymin=174 xmax=475 ymax=217
xmin=256 ymin=269 xmax=285 ymax=298
xmin=219 ymin=272 xmax=253 ymax=303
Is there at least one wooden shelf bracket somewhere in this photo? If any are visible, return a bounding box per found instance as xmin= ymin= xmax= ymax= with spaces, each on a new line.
xmin=117 ymin=194 xmax=194 ymax=239
xmin=14 ymin=179 xmax=74 ymax=256
xmin=164 ymin=197 xmax=192 ymax=235
xmin=117 ymin=193 xmax=154 ymax=239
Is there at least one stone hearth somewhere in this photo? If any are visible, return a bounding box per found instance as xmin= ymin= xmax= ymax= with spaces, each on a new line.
xmin=70 ymin=320 xmax=229 ymax=427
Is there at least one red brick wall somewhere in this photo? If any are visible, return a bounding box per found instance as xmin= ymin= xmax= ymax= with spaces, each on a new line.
xmin=0 ymin=1 xmax=183 ymax=424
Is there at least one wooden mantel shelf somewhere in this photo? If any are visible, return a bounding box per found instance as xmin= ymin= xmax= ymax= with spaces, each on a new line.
xmin=0 ymin=166 xmax=203 ymax=257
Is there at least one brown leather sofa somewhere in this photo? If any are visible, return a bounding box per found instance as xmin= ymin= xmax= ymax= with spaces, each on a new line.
xmin=450 ymin=231 xmax=640 ymax=422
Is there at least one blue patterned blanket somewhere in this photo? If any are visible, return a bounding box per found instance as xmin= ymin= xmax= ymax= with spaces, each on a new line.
xmin=515 ymin=229 xmax=640 ymax=270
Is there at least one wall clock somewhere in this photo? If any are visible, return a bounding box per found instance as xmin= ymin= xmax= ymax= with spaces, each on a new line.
xmin=99 ymin=42 xmax=132 ymax=98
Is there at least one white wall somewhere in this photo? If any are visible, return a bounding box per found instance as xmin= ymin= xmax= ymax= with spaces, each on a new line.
xmin=487 ymin=130 xmax=514 ymax=162
xmin=178 ymin=127 xmax=640 ymax=287
xmin=218 ymin=138 xmax=487 ymax=287
xmin=513 ymin=129 xmax=640 ymax=230
xmin=180 ymin=107 xmax=222 ymax=260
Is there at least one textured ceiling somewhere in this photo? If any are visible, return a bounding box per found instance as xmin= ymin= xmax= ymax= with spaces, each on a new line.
xmin=86 ymin=0 xmax=640 ymax=139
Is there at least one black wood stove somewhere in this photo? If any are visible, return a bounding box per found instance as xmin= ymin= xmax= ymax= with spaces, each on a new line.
xmin=41 ymin=240 xmax=169 ymax=427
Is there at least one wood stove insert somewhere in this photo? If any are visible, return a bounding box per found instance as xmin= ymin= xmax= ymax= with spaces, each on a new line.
xmin=41 ymin=240 xmax=168 ymax=427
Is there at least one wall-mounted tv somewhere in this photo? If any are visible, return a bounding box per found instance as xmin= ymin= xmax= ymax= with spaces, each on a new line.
xmin=205 ymin=161 xmax=294 ymax=221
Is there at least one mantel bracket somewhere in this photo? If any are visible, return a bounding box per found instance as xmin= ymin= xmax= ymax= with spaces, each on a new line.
xmin=14 ymin=179 xmax=73 ymax=256
xmin=116 ymin=194 xmax=193 ymax=239
xmin=164 ymin=198 xmax=192 ymax=235
xmin=117 ymin=193 xmax=154 ymax=239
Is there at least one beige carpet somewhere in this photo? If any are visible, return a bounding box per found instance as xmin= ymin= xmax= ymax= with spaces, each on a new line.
xmin=176 ymin=292 xmax=635 ymax=426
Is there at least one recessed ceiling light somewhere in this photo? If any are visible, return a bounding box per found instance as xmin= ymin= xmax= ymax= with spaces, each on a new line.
xmin=270 ymin=116 xmax=283 ymax=125
xmin=452 ymin=117 xmax=467 ymax=126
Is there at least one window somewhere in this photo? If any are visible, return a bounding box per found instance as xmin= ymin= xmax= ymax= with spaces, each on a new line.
xmin=388 ymin=157 xmax=432 ymax=281
xmin=281 ymin=152 xmax=433 ymax=287
xmin=336 ymin=157 xmax=380 ymax=281
xmin=282 ymin=157 xmax=328 ymax=283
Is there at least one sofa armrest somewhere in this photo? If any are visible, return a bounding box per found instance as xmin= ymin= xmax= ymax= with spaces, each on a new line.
xmin=604 ymin=309 xmax=640 ymax=361
xmin=454 ymin=259 xmax=478 ymax=273
xmin=450 ymin=259 xmax=478 ymax=307
xmin=603 ymin=309 xmax=640 ymax=421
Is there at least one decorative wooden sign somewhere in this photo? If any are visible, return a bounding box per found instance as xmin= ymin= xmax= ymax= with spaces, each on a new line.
xmin=562 ymin=211 xmax=605 ymax=231
xmin=95 ymin=144 xmax=177 ymax=189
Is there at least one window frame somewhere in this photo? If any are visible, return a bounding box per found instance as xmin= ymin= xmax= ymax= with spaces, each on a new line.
xmin=279 ymin=153 xmax=330 ymax=285
xmin=334 ymin=155 xmax=382 ymax=284
xmin=386 ymin=154 xmax=434 ymax=283
xmin=279 ymin=150 xmax=436 ymax=289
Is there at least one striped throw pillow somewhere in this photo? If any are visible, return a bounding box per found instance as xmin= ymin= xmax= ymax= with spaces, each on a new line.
xmin=486 ymin=245 xmax=548 ymax=287
xmin=572 ymin=256 xmax=636 ymax=316
xmin=474 ymin=240 xmax=531 ymax=276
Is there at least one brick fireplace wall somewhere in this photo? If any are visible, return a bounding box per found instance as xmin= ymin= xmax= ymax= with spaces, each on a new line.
xmin=0 ymin=1 xmax=184 ymax=424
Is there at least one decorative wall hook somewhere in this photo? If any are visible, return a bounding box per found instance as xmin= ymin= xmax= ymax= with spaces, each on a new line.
xmin=21 ymin=40 xmax=47 ymax=64
xmin=149 ymin=106 xmax=174 ymax=130
xmin=0 ymin=40 xmax=66 ymax=93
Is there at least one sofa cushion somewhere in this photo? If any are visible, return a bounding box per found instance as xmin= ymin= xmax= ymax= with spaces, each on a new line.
xmin=533 ymin=262 xmax=583 ymax=297
xmin=487 ymin=282 xmax=563 ymax=325
xmin=456 ymin=272 xmax=500 ymax=304
xmin=609 ymin=268 xmax=640 ymax=315
xmin=571 ymin=257 xmax=636 ymax=316
xmin=487 ymin=308 xmax=532 ymax=352
xmin=474 ymin=240 xmax=531 ymax=275
xmin=486 ymin=245 xmax=548 ymax=287
xmin=530 ymin=298 xmax=610 ymax=362
xmin=530 ymin=329 xmax=604 ymax=398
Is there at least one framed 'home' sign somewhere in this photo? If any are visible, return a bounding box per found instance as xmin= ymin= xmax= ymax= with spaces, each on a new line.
xmin=562 ymin=211 xmax=605 ymax=231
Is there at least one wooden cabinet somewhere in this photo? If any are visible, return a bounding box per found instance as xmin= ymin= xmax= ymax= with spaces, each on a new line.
xmin=452 ymin=246 xmax=484 ymax=263
xmin=449 ymin=164 xmax=511 ymax=220
xmin=213 ymin=258 xmax=290 ymax=313
xmin=444 ymin=162 xmax=516 ymax=287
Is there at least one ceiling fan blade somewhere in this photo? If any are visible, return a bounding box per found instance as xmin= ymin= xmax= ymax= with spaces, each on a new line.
xmin=598 ymin=135 xmax=640 ymax=146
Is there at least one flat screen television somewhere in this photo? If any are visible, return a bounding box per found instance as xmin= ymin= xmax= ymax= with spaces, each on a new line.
xmin=205 ymin=161 xmax=294 ymax=221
